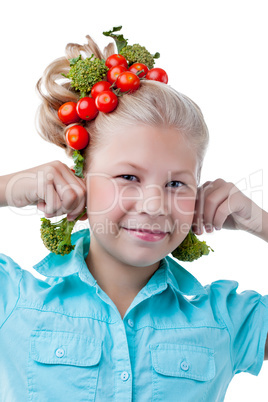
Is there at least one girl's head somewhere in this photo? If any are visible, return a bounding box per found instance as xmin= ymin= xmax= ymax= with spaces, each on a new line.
xmin=36 ymin=34 xmax=209 ymax=265
xmin=36 ymin=35 xmax=209 ymax=185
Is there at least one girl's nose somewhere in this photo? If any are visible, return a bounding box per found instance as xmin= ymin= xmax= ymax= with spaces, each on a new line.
xmin=135 ymin=185 xmax=167 ymax=216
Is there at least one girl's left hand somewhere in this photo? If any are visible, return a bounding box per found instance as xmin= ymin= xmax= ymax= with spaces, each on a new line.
xmin=192 ymin=178 xmax=265 ymax=237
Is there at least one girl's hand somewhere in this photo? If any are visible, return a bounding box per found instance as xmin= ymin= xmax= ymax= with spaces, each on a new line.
xmin=192 ymin=178 xmax=267 ymax=239
xmin=1 ymin=161 xmax=87 ymax=221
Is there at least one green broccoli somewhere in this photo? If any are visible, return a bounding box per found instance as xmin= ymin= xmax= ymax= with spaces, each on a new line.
xmin=40 ymin=209 xmax=87 ymax=256
xmin=120 ymin=44 xmax=159 ymax=69
xmin=40 ymin=150 xmax=87 ymax=256
xmin=66 ymin=55 xmax=108 ymax=98
xmin=171 ymin=229 xmax=214 ymax=262
xmin=103 ymin=26 xmax=160 ymax=69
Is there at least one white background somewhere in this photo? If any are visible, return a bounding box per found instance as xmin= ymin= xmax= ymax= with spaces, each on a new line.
xmin=0 ymin=1 xmax=268 ymax=400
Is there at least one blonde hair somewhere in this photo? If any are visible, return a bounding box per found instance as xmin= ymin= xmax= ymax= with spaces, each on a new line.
xmin=36 ymin=35 xmax=209 ymax=184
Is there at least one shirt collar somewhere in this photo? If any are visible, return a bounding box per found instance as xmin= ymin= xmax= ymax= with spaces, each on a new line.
xmin=33 ymin=229 xmax=207 ymax=296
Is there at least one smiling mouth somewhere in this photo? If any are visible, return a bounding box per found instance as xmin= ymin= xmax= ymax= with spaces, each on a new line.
xmin=123 ymin=228 xmax=169 ymax=235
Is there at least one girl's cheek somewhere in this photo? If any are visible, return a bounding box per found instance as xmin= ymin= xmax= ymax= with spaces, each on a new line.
xmin=87 ymin=176 xmax=119 ymax=214
xmin=173 ymin=195 xmax=196 ymax=217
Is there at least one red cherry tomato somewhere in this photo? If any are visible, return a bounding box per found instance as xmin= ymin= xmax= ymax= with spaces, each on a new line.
xmin=105 ymin=54 xmax=128 ymax=69
xmin=146 ymin=68 xmax=168 ymax=84
xmin=116 ymin=71 xmax=140 ymax=93
xmin=91 ymin=81 xmax=111 ymax=99
xmin=65 ymin=125 xmax=89 ymax=150
xmin=58 ymin=102 xmax=80 ymax=125
xmin=107 ymin=65 xmax=127 ymax=84
xmin=95 ymin=91 xmax=118 ymax=113
xmin=76 ymin=97 xmax=99 ymax=121
xmin=128 ymin=63 xmax=149 ymax=78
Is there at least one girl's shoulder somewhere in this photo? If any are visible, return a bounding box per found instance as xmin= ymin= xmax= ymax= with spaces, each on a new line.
xmin=0 ymin=253 xmax=23 ymax=328
xmin=0 ymin=252 xmax=23 ymax=281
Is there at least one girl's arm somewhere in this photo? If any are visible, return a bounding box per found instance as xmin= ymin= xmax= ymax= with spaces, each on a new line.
xmin=0 ymin=161 xmax=86 ymax=220
xmin=192 ymin=178 xmax=268 ymax=243
xmin=192 ymin=178 xmax=268 ymax=360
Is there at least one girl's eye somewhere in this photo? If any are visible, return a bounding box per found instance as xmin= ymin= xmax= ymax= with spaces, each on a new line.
xmin=118 ymin=175 xmax=139 ymax=182
xmin=118 ymin=176 xmax=185 ymax=188
xmin=167 ymin=181 xmax=185 ymax=188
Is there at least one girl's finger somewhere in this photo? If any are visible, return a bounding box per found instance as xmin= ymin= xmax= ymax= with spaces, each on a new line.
xmin=192 ymin=181 xmax=213 ymax=233
xmin=37 ymin=163 xmax=86 ymax=216
xmin=43 ymin=173 xmax=62 ymax=215
xmin=202 ymin=182 xmax=234 ymax=231
xmin=50 ymin=166 xmax=86 ymax=213
xmin=213 ymin=198 xmax=234 ymax=230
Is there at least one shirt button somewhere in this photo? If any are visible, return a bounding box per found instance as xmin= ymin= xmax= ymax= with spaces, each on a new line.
xmin=127 ymin=319 xmax=134 ymax=328
xmin=55 ymin=348 xmax=65 ymax=358
xmin=121 ymin=371 xmax=129 ymax=381
xmin=180 ymin=361 xmax=189 ymax=371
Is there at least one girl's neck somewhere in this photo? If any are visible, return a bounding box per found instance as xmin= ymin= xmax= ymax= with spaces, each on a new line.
xmin=85 ymin=235 xmax=160 ymax=316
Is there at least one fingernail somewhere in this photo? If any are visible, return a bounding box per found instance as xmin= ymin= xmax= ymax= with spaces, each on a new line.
xmin=205 ymin=225 xmax=213 ymax=233
xmin=215 ymin=227 xmax=221 ymax=231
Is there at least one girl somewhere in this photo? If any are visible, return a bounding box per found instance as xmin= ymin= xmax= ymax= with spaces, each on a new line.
xmin=0 ymin=32 xmax=268 ymax=402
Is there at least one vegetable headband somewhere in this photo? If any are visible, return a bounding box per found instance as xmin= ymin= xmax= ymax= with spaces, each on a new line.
xmin=40 ymin=26 xmax=214 ymax=262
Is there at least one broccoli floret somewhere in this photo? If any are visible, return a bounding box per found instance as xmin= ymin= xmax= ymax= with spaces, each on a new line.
xmin=171 ymin=229 xmax=214 ymax=262
xmin=66 ymin=55 xmax=108 ymax=97
xmin=40 ymin=210 xmax=86 ymax=256
xmin=103 ymin=26 xmax=160 ymax=69
xmin=39 ymin=150 xmax=87 ymax=256
xmin=120 ymin=44 xmax=159 ymax=69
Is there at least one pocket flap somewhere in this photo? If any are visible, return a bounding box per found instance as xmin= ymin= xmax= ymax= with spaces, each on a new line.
xmin=30 ymin=330 xmax=102 ymax=367
xmin=150 ymin=343 xmax=215 ymax=381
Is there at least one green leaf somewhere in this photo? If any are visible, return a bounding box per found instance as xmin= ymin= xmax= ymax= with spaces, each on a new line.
xmin=103 ymin=26 xmax=128 ymax=54
xmin=103 ymin=26 xmax=123 ymax=35
xmin=69 ymin=55 xmax=82 ymax=66
xmin=72 ymin=150 xmax=84 ymax=178
xmin=152 ymin=52 xmax=160 ymax=59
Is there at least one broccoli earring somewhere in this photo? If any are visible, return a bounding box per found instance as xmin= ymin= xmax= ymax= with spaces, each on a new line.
xmin=171 ymin=229 xmax=214 ymax=262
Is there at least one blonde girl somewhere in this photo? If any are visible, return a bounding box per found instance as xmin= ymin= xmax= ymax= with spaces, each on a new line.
xmin=0 ymin=32 xmax=267 ymax=401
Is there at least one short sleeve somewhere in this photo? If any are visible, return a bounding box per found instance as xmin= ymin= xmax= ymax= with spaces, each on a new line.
xmin=206 ymin=280 xmax=268 ymax=376
xmin=0 ymin=253 xmax=22 ymax=328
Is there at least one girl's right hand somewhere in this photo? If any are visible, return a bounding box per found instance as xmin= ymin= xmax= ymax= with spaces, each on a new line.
xmin=0 ymin=161 xmax=87 ymax=221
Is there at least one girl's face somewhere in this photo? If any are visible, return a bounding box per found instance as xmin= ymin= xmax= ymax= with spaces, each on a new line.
xmin=85 ymin=125 xmax=198 ymax=268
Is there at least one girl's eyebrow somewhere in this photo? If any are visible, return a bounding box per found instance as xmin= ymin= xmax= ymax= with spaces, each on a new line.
xmin=115 ymin=162 xmax=193 ymax=176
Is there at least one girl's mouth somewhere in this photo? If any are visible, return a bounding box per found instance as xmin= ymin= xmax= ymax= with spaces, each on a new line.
xmin=123 ymin=228 xmax=168 ymax=242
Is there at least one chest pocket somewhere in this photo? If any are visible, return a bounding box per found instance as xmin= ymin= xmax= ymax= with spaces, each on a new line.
xmin=149 ymin=343 xmax=215 ymax=402
xmin=28 ymin=330 xmax=102 ymax=401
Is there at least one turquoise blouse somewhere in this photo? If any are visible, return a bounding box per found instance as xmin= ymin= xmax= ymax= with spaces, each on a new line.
xmin=0 ymin=229 xmax=267 ymax=401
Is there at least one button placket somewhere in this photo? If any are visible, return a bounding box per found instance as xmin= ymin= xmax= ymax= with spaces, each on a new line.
xmin=120 ymin=371 xmax=130 ymax=381
xmin=127 ymin=319 xmax=134 ymax=328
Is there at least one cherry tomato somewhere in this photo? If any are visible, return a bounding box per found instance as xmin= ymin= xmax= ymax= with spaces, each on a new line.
xmin=76 ymin=97 xmax=99 ymax=120
xmin=107 ymin=65 xmax=127 ymax=84
xmin=91 ymin=81 xmax=111 ymax=99
xmin=105 ymin=54 xmax=128 ymax=69
xmin=146 ymin=68 xmax=168 ymax=84
xmin=95 ymin=91 xmax=118 ymax=113
xmin=116 ymin=71 xmax=140 ymax=93
xmin=128 ymin=63 xmax=149 ymax=78
xmin=58 ymin=102 xmax=80 ymax=125
xmin=65 ymin=125 xmax=89 ymax=150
